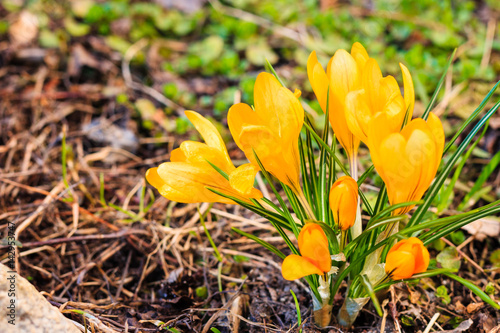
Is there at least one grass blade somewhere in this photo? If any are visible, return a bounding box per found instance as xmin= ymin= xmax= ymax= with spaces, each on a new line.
xmin=231 ymin=227 xmax=286 ymax=259
xmin=360 ymin=274 xmax=383 ymax=316
xmin=444 ymin=80 xmax=500 ymax=154
xmin=422 ymin=49 xmax=457 ymax=120
xmin=443 ymin=272 xmax=500 ymax=309
xmin=458 ymin=150 xmax=500 ymax=211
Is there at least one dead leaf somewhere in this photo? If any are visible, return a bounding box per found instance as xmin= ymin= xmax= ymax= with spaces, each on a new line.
xmin=229 ymin=294 xmax=249 ymax=333
xmin=409 ymin=290 xmax=421 ymax=304
xmin=461 ymin=217 xmax=500 ymax=241
xmin=68 ymin=44 xmax=114 ymax=77
xmin=488 ymin=325 xmax=500 ymax=333
xmin=466 ymin=302 xmax=483 ymax=313
xmin=9 ymin=11 xmax=39 ymax=46
xmin=454 ymin=300 xmax=466 ymax=314
xmin=436 ymin=318 xmax=473 ymax=333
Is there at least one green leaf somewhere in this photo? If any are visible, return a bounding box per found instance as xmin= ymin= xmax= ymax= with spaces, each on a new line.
xmin=436 ymin=285 xmax=451 ymax=305
xmin=360 ymin=275 xmax=383 ymax=316
xmin=64 ymin=17 xmax=90 ymax=37
xmin=444 ymin=80 xmax=500 ymax=155
xmin=436 ymin=247 xmax=461 ymax=270
xmin=231 ymin=227 xmax=286 ymax=260
xmin=458 ymin=149 xmax=500 ymax=210
xmin=490 ymin=249 xmax=500 ymax=268
xmin=246 ymin=40 xmax=278 ymax=66
xmin=189 ymin=35 xmax=224 ymax=65
xmin=437 ymin=121 xmax=488 ymax=213
xmin=290 ymin=290 xmax=302 ymax=333
xmin=443 ymin=272 xmax=500 ymax=310
xmin=421 ymin=203 xmax=500 ymax=245
xmin=421 ymin=49 xmax=456 ymax=120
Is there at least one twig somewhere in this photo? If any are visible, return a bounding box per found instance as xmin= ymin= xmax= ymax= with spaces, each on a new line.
xmin=480 ymin=19 xmax=496 ymax=70
xmin=201 ymin=277 xmax=248 ymax=333
xmin=441 ymin=237 xmax=500 ymax=289
xmin=0 ymin=229 xmax=138 ymax=249
xmin=423 ymin=312 xmax=440 ymax=333
xmin=209 ymin=0 xmax=302 ymax=44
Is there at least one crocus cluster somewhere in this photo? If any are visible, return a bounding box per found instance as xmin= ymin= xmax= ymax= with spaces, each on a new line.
xmin=146 ymin=42 xmax=443 ymax=326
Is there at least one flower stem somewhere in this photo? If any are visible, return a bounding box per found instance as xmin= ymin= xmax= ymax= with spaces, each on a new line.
xmin=340 ymin=230 xmax=348 ymax=251
xmin=349 ymin=154 xmax=362 ymax=240
xmin=296 ymin=186 xmax=316 ymax=220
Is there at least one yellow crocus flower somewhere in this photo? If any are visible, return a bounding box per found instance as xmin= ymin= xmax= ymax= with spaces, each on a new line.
xmin=227 ymin=72 xmax=304 ymax=194
xmin=385 ymin=237 xmax=429 ymax=280
xmin=368 ymin=112 xmax=444 ymax=215
xmin=344 ymin=59 xmax=415 ymax=145
xmin=281 ymin=223 xmax=331 ymax=280
xmin=307 ymin=43 xmax=370 ymax=165
xmin=146 ymin=111 xmax=263 ymax=204
xmin=329 ymin=176 xmax=358 ymax=231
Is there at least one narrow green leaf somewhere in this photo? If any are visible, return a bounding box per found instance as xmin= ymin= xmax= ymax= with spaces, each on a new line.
xmin=357 ymin=165 xmax=374 ymax=186
xmin=265 ymin=58 xmax=286 ymax=87
xmin=437 ymin=122 xmax=488 ymax=213
xmin=206 ymin=160 xmax=229 ymax=180
xmin=252 ymin=149 xmax=301 ymax=238
xmin=373 ymin=268 xmax=457 ymax=292
xmin=318 ymin=86 xmax=331 ymax=224
xmin=199 ymin=205 xmax=222 ymax=262
xmin=231 ymin=227 xmax=286 ymax=259
xmin=443 ymin=272 xmax=500 ymax=310
xmin=422 ymin=49 xmax=457 ymax=120
xmin=360 ymin=275 xmax=383 ymax=316
xmin=421 ymin=204 xmax=500 ymax=245
xmin=290 ymin=290 xmax=302 ymax=333
xmin=444 ymin=80 xmax=500 ymax=154
xmin=368 ymin=201 xmax=422 ymax=227
xmin=458 ymin=150 xmax=500 ymax=211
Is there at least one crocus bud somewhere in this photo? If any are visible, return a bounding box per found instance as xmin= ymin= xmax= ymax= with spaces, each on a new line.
xmin=281 ymin=223 xmax=331 ymax=280
xmin=385 ymin=237 xmax=429 ymax=280
xmin=329 ymin=176 xmax=358 ymax=231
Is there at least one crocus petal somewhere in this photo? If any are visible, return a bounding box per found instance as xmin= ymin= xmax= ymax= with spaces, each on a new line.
xmin=282 ymin=254 xmax=324 ymax=280
xmin=385 ymin=237 xmax=429 ymax=279
xmin=238 ymin=125 xmax=278 ymax=162
xmin=399 ymin=63 xmax=415 ymax=122
xmin=227 ymin=103 xmax=261 ymax=150
xmin=385 ymin=250 xmax=416 ymax=280
xmin=145 ymin=167 xmax=169 ymax=195
xmin=350 ymin=42 xmax=369 ymax=70
xmin=229 ymin=163 xmax=263 ymax=198
xmin=328 ymin=49 xmax=360 ymax=102
xmin=155 ymin=162 xmax=233 ymax=204
xmin=170 ymin=147 xmax=186 ymax=162
xmin=329 ymin=176 xmax=358 ymax=231
xmin=307 ymin=51 xmax=329 ymax=112
xmin=427 ymin=112 xmax=445 ymax=163
xmin=298 ymin=224 xmax=331 ymax=273
xmin=176 ymin=141 xmax=235 ymax=173
xmin=185 ymin=111 xmax=233 ymax=168
xmin=361 ymin=58 xmax=383 ymax=110
xmin=345 ymin=89 xmax=371 ymax=143
xmin=412 ymin=243 xmax=430 ymax=274
xmin=253 ymin=72 xmax=304 ymax=142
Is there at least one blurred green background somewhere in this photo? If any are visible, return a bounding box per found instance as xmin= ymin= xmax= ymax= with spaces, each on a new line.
xmin=2 ymin=0 xmax=500 ymax=130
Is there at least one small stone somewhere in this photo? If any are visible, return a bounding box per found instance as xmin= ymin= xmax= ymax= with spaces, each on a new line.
xmin=0 ymin=263 xmax=80 ymax=333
